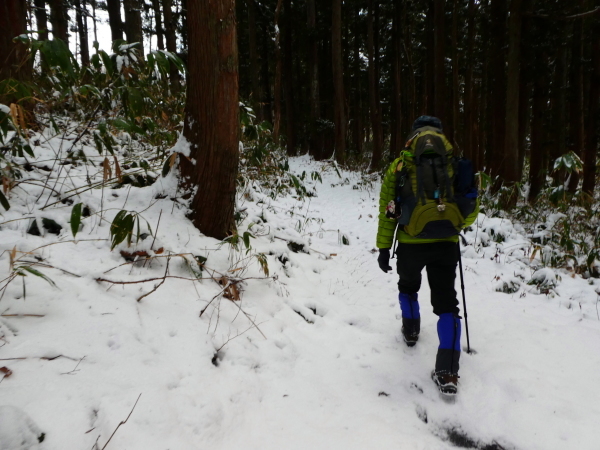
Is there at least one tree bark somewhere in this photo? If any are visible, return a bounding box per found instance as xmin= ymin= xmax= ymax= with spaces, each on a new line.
xmin=390 ymin=1 xmax=403 ymax=159
xmin=283 ymin=0 xmax=296 ymax=155
xmin=273 ymin=0 xmax=283 ymax=143
xmin=123 ymin=0 xmax=144 ymax=54
xmin=449 ymin=0 xmax=459 ymax=146
xmin=582 ymin=17 xmax=600 ymax=196
xmin=48 ymin=0 xmax=69 ymax=44
xmin=464 ymin=0 xmax=477 ymax=161
xmin=528 ymin=66 xmax=548 ymax=202
xmin=332 ymin=0 xmax=346 ymax=164
xmin=433 ymin=0 xmax=445 ymax=122
xmin=567 ymin=3 xmax=584 ymax=193
xmin=247 ymin=0 xmax=263 ymax=121
xmin=163 ymin=0 xmax=180 ymax=92
xmin=106 ymin=0 xmax=123 ymax=42
xmin=179 ymin=0 xmax=239 ymax=241
xmin=33 ymin=0 xmax=49 ymax=41
xmin=0 ymin=0 xmax=30 ymax=97
xmin=74 ymin=0 xmax=90 ymax=66
xmin=503 ymin=0 xmax=523 ymax=185
xmin=307 ymin=0 xmax=322 ymax=158
xmin=489 ymin=0 xmax=507 ymax=182
xmin=151 ymin=0 xmax=165 ymax=50
xmin=367 ymin=0 xmax=383 ymax=169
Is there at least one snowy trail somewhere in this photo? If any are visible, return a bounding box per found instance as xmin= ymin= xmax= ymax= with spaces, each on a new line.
xmin=1 ymin=154 xmax=600 ymax=449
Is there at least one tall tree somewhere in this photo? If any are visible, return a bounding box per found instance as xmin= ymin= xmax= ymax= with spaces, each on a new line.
xmin=106 ymin=0 xmax=123 ymax=42
xmin=503 ymin=0 xmax=523 ymax=186
xmin=162 ymin=0 xmax=181 ymax=91
xmin=179 ymin=0 xmax=239 ymax=240
xmin=0 ymin=0 xmax=30 ymax=105
xmin=123 ymin=0 xmax=144 ymax=53
xmin=74 ymin=0 xmax=90 ymax=66
xmin=367 ymin=0 xmax=383 ymax=169
xmin=489 ymin=0 xmax=507 ymax=181
xmin=433 ymin=0 xmax=445 ymax=122
xmin=33 ymin=0 xmax=49 ymax=41
xmin=49 ymin=0 xmax=69 ymax=43
xmin=332 ymin=0 xmax=346 ymax=164
xmin=307 ymin=0 xmax=322 ymax=158
xmin=151 ymin=0 xmax=165 ymax=50
xmin=247 ymin=0 xmax=263 ymax=121
xmin=282 ymin=0 xmax=296 ymax=155
xmin=583 ymin=14 xmax=600 ymax=196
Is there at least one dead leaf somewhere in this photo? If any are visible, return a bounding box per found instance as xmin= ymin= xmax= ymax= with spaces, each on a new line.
xmin=113 ymin=156 xmax=122 ymax=183
xmin=120 ymin=250 xmax=150 ymax=261
xmin=102 ymin=157 xmax=111 ymax=181
xmin=155 ymin=247 xmax=164 ymax=255
xmin=0 ymin=367 xmax=13 ymax=378
xmin=218 ymin=277 xmax=241 ymax=301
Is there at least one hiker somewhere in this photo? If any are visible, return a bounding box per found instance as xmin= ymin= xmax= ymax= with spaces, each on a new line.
xmin=375 ymin=115 xmax=479 ymax=396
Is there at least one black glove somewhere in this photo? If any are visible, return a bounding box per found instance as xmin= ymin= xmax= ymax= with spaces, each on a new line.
xmin=377 ymin=248 xmax=393 ymax=273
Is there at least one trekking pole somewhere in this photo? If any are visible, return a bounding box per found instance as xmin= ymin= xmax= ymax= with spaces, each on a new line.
xmin=457 ymin=239 xmax=471 ymax=353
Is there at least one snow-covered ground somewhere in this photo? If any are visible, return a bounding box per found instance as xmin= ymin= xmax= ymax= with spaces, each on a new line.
xmin=1 ymin=147 xmax=600 ymax=449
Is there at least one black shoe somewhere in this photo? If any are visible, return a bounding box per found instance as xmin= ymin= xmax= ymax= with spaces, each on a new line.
xmin=431 ymin=370 xmax=459 ymax=395
xmin=401 ymin=326 xmax=419 ymax=347
xmin=402 ymin=318 xmax=420 ymax=347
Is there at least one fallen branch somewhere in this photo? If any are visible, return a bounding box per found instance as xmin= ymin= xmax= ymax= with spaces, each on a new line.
xmin=100 ymin=393 xmax=142 ymax=450
xmin=137 ymin=257 xmax=170 ymax=302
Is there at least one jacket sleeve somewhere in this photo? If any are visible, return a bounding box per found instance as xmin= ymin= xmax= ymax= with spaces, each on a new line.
xmin=376 ymin=159 xmax=400 ymax=249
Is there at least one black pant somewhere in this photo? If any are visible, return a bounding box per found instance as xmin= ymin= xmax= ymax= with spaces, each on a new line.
xmin=396 ymin=242 xmax=459 ymax=316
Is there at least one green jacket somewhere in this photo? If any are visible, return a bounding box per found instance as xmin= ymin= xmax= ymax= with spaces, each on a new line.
xmin=376 ymin=134 xmax=479 ymax=249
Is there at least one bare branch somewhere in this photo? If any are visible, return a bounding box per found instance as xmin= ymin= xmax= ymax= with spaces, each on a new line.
xmin=100 ymin=393 xmax=142 ymax=450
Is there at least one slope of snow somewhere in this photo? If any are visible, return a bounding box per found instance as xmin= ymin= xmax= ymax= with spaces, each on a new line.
xmin=1 ymin=150 xmax=599 ymax=449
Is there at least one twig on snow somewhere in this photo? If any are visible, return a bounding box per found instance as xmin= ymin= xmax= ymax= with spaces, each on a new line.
xmin=100 ymin=393 xmax=142 ymax=450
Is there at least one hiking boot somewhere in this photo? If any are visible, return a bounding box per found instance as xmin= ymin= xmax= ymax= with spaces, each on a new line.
xmin=431 ymin=370 xmax=459 ymax=396
xmin=401 ymin=318 xmax=420 ymax=347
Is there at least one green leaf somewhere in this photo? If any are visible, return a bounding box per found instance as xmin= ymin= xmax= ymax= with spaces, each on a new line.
xmin=162 ymin=157 xmax=172 ymax=177
xmin=0 ymin=190 xmax=10 ymax=211
xmin=70 ymin=203 xmax=82 ymax=237
xmin=19 ymin=266 xmax=57 ymax=287
xmin=93 ymin=132 xmax=104 ymax=154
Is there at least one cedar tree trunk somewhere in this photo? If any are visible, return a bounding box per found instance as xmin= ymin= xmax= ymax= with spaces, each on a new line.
xmin=179 ymin=0 xmax=239 ymax=240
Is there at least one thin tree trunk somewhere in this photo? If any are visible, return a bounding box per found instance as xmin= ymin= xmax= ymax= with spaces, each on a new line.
xmin=464 ymin=0 xmax=477 ymax=161
xmin=273 ymin=0 xmax=283 ymax=143
xmin=332 ymin=0 xmax=346 ymax=164
xmin=163 ymin=0 xmax=180 ymax=92
xmin=367 ymin=0 xmax=383 ymax=169
xmin=49 ymin=0 xmax=68 ymax=43
xmin=123 ymin=0 xmax=144 ymax=54
xmin=33 ymin=0 xmax=48 ymax=41
xmin=179 ymin=0 xmax=239 ymax=240
xmin=283 ymin=0 xmax=296 ymax=155
xmin=0 ymin=0 xmax=30 ymax=89
xmin=582 ymin=17 xmax=600 ymax=196
xmin=307 ymin=0 xmax=321 ymax=158
xmin=450 ymin=0 xmax=459 ymax=146
xmin=247 ymin=0 xmax=263 ymax=121
xmin=106 ymin=0 xmax=123 ymax=42
xmin=425 ymin=0 xmax=435 ymax=113
xmin=433 ymin=0 xmax=445 ymax=122
xmin=503 ymin=0 xmax=522 ymax=185
xmin=529 ymin=66 xmax=548 ymax=202
xmin=550 ymin=24 xmax=569 ymax=183
xmin=259 ymin=18 xmax=272 ymax=124
xmin=151 ymin=0 xmax=165 ymax=50
xmin=567 ymin=5 xmax=584 ymax=193
xmin=489 ymin=0 xmax=507 ymax=182
xmin=390 ymin=1 xmax=403 ymax=159
xmin=74 ymin=0 xmax=90 ymax=66
xmin=91 ymin=0 xmax=98 ymax=43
